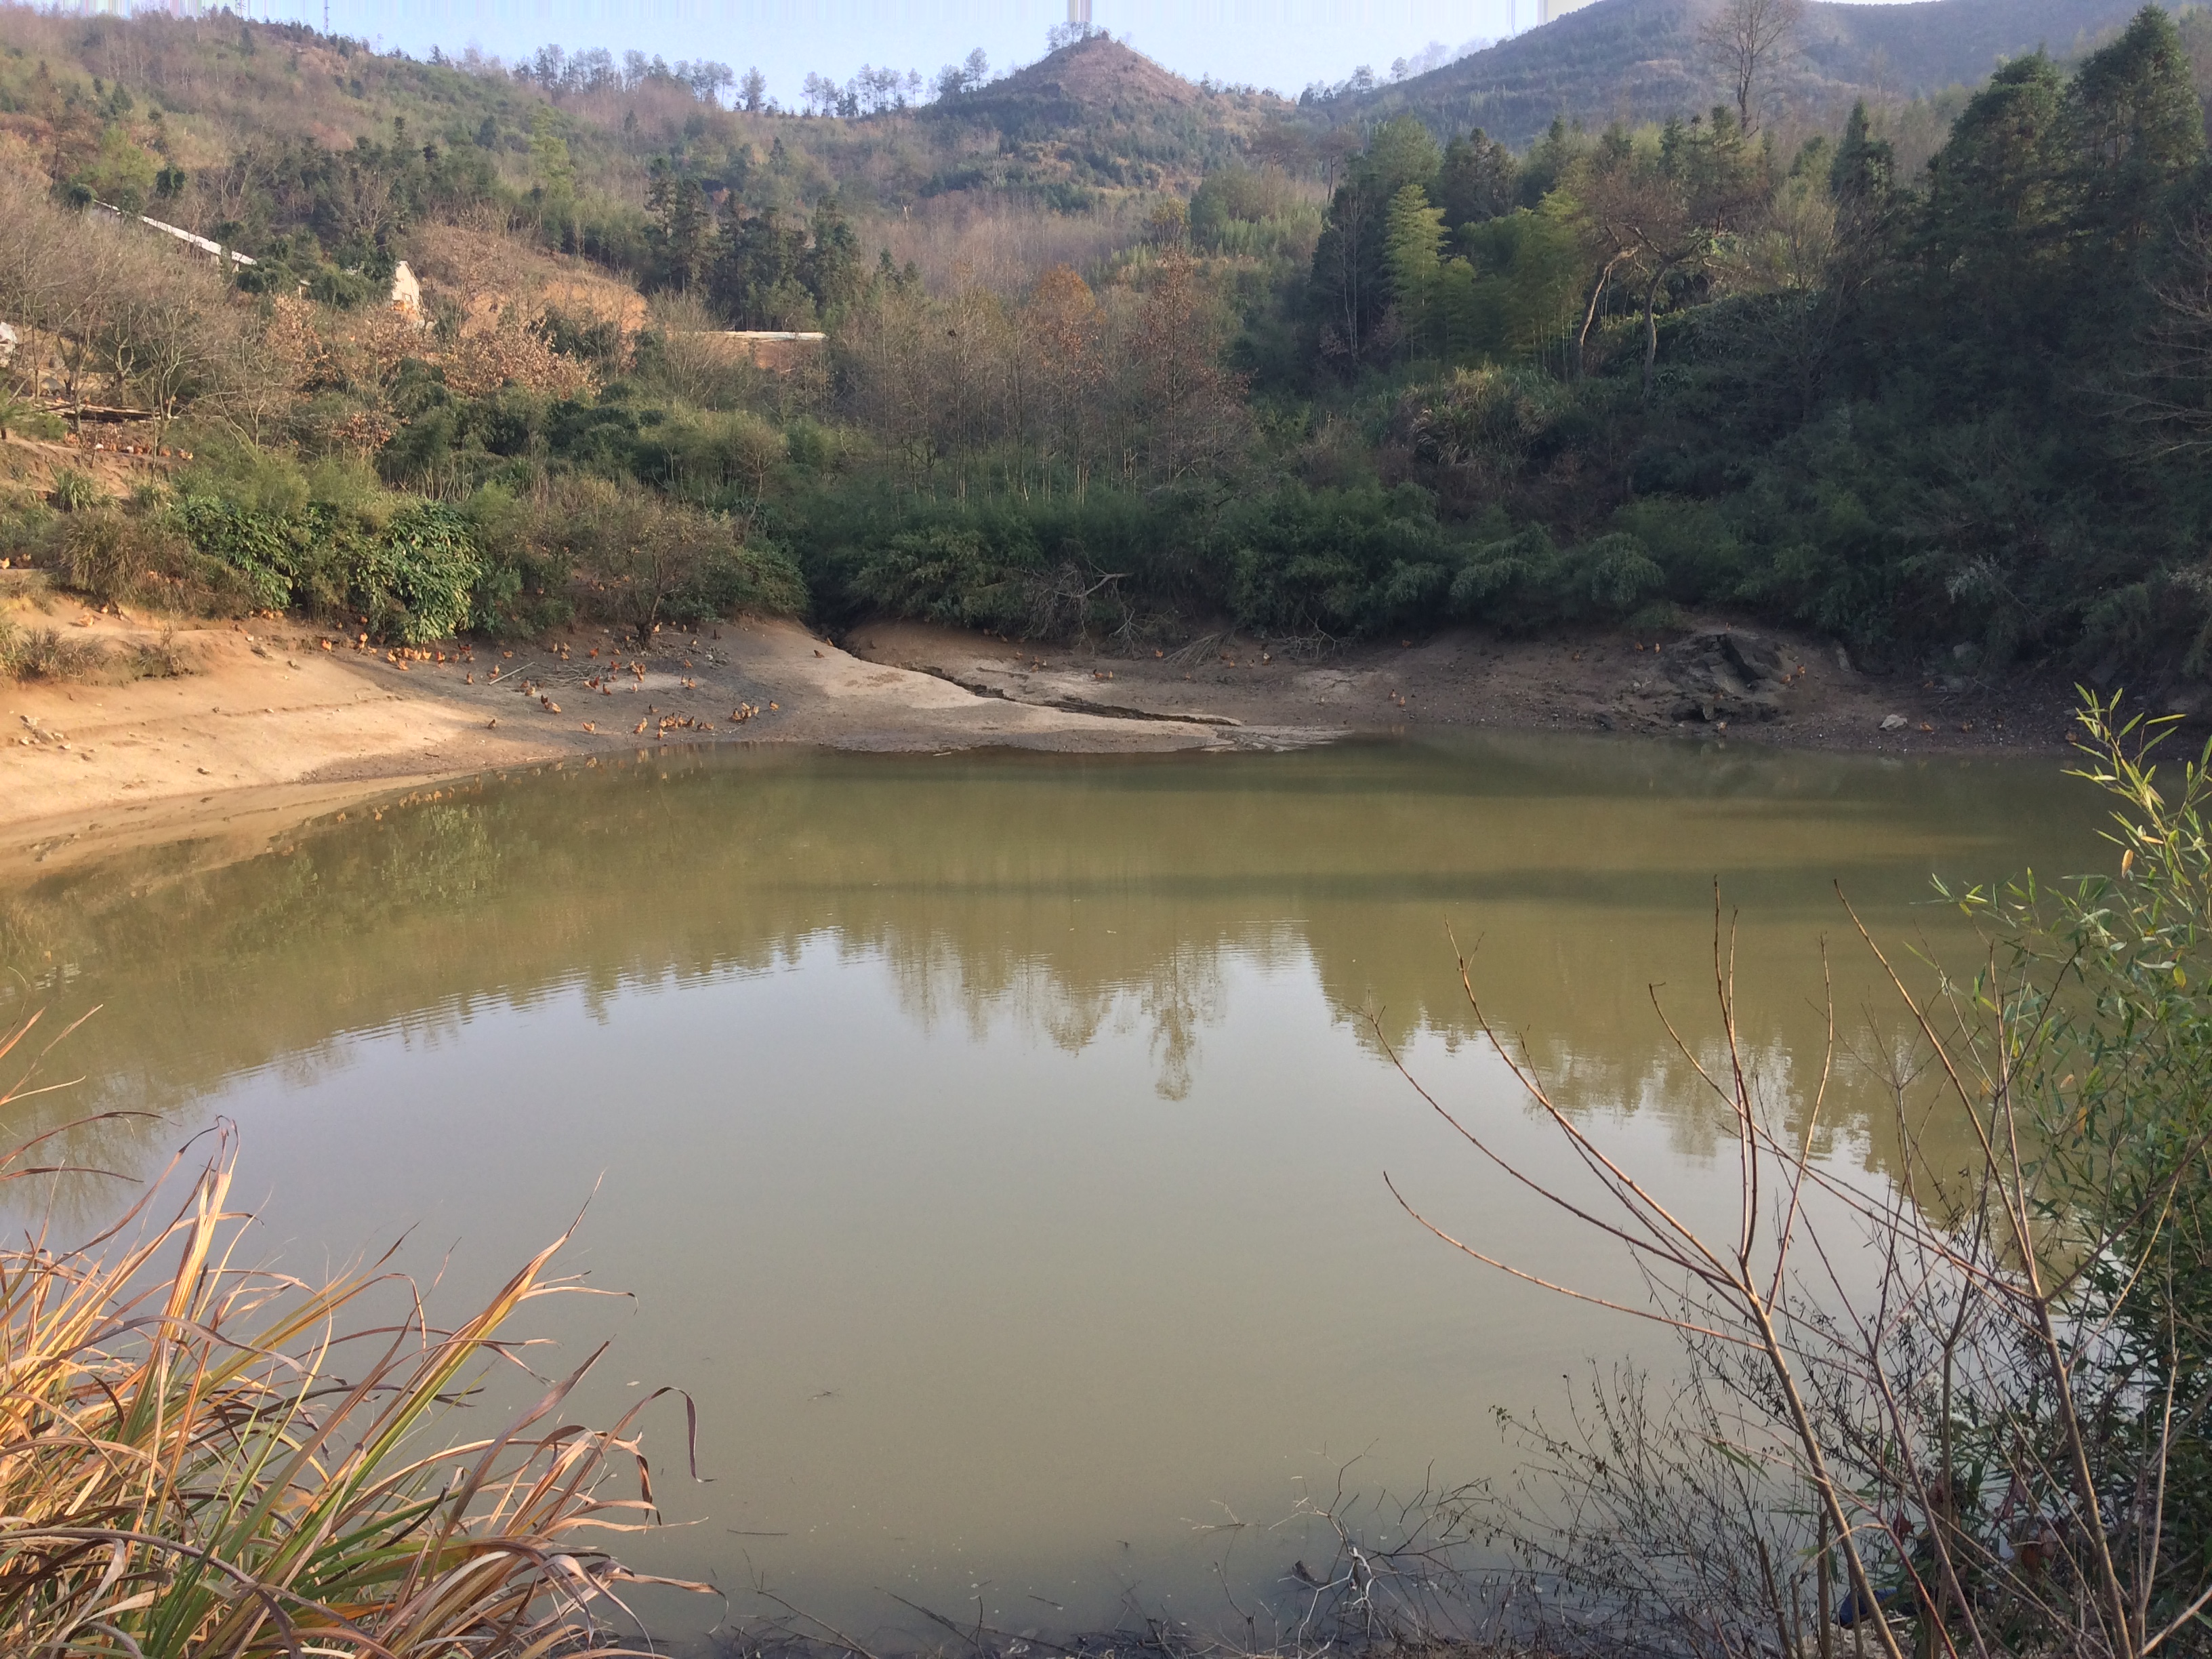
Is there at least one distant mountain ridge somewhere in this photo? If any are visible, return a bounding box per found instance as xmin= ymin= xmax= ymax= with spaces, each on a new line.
xmin=1329 ymin=0 xmax=2152 ymax=146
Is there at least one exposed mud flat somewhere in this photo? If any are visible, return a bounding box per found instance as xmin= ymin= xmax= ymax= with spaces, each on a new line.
xmin=839 ymin=618 xmax=2087 ymax=757
xmin=0 ymin=592 xmax=1311 ymax=873
xmin=3 ymin=571 xmax=2097 ymax=878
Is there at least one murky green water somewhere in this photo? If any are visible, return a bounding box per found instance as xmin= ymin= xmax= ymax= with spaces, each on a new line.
xmin=0 ymin=735 xmax=2105 ymax=1647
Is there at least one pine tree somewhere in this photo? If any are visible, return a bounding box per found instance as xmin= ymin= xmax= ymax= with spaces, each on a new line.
xmin=1437 ymin=130 xmax=1517 ymax=230
xmin=2066 ymin=5 xmax=2204 ymax=255
xmin=803 ymin=199 xmax=861 ymax=316
xmin=645 ymin=158 xmax=712 ymax=293
xmin=1828 ymin=101 xmax=1893 ymax=207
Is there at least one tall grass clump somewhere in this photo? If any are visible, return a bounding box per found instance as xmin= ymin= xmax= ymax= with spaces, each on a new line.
xmin=0 ymin=1011 xmax=705 ymax=1657
xmin=1387 ymin=695 xmax=2212 ymax=1659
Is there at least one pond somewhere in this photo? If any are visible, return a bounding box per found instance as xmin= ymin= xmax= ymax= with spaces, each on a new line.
xmin=0 ymin=735 xmax=2105 ymax=1650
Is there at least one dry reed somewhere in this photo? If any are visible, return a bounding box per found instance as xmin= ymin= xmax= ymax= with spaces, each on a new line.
xmin=0 ymin=1008 xmax=709 ymax=1657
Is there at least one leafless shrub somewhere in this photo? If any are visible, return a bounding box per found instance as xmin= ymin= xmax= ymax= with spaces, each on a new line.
xmin=640 ymin=291 xmax=776 ymax=410
xmin=2127 ymin=212 xmax=2212 ymax=456
xmin=0 ymin=172 xmax=281 ymax=437
xmin=878 ymin=194 xmax=1150 ymax=296
xmin=1379 ymin=697 xmax=2212 ymax=1659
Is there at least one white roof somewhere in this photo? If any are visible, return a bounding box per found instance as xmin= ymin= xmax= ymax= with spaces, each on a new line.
xmin=95 ymin=201 xmax=257 ymax=266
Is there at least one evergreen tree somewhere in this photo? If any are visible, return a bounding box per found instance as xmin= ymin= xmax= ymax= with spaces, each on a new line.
xmin=1437 ymin=129 xmax=1518 ymax=229
xmin=712 ymin=199 xmax=810 ymax=328
xmin=1385 ymin=184 xmax=1446 ymax=358
xmin=1828 ymin=100 xmax=1893 ymax=207
xmin=1916 ymin=52 xmax=2070 ymax=357
xmin=2066 ymin=5 xmax=2204 ymax=256
xmin=802 ymin=198 xmax=862 ymax=317
xmin=644 ymin=158 xmax=712 ymax=293
xmin=1309 ymin=116 xmax=1441 ymax=364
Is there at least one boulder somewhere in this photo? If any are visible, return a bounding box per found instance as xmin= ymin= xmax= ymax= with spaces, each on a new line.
xmin=1664 ymin=630 xmax=1788 ymax=722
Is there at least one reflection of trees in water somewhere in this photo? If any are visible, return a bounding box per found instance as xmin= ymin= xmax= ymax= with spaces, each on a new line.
xmin=877 ymin=923 xmax=1253 ymax=1100
xmin=0 ymin=745 xmax=2085 ymax=1187
xmin=1135 ymin=941 xmax=1229 ymax=1101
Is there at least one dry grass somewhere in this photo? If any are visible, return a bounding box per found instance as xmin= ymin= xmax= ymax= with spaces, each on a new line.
xmin=0 ymin=616 xmax=186 ymax=685
xmin=409 ymin=218 xmax=649 ymax=341
xmin=0 ymin=618 xmax=106 ymax=682
xmin=0 ymin=1008 xmax=708 ymax=1656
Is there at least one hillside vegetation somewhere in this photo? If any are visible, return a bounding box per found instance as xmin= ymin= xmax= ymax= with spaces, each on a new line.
xmin=0 ymin=0 xmax=2209 ymax=706
xmin=1330 ymin=0 xmax=2155 ymax=147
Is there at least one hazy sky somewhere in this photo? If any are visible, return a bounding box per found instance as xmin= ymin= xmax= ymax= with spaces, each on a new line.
xmin=304 ymin=0 xmax=1917 ymax=108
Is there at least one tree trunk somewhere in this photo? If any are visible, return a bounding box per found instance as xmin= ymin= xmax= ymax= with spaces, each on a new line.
xmin=1641 ymin=265 xmax=1668 ymax=403
xmin=1577 ymin=255 xmax=1624 ymax=380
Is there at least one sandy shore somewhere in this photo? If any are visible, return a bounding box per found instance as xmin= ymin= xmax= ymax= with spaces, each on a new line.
xmin=3 ymin=573 xmax=2085 ymax=876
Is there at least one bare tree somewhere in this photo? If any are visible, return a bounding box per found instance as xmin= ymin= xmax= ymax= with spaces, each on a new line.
xmin=2128 ymin=212 xmax=2212 ymax=455
xmin=1570 ymin=123 xmax=1763 ymax=398
xmin=1699 ymin=0 xmax=1803 ymax=136
xmin=1024 ymin=264 xmax=1103 ymax=497
xmin=1130 ymin=251 xmax=1248 ymax=484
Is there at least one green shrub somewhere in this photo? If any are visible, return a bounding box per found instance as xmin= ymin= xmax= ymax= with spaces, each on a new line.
xmin=351 ymin=503 xmax=481 ymax=644
xmin=853 ymin=525 xmax=1036 ymax=632
xmin=1405 ymin=365 xmax=1575 ymax=479
xmin=512 ymin=476 xmax=804 ymax=640
xmin=795 ymin=487 xmax=1205 ymax=639
xmin=0 ymin=399 xmax=65 ymax=441
xmin=173 ymin=443 xmax=312 ymax=518
xmin=1223 ymin=482 xmax=1455 ymax=638
xmin=305 ymin=266 xmax=379 ymax=308
xmin=0 ymin=620 xmax=101 ymax=680
xmin=462 ymin=484 xmax=575 ymax=636
xmin=1449 ymin=528 xmax=1666 ymax=629
xmin=172 ymin=492 xmax=489 ymax=642
xmin=62 ymin=509 xmax=176 ymax=602
xmin=533 ymin=305 xmax=624 ymax=367
xmin=170 ymin=496 xmax=309 ymax=611
xmin=49 ymin=470 xmax=104 ymax=514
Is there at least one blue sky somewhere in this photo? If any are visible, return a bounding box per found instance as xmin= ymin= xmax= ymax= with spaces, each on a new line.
xmin=313 ymin=1 xmax=1521 ymax=102
xmin=302 ymin=0 xmax=1913 ymax=108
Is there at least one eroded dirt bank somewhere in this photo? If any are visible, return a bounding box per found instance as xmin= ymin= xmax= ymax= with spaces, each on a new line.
xmin=3 ymin=581 xmax=2091 ymax=878
xmin=838 ymin=618 xmax=2087 ymax=756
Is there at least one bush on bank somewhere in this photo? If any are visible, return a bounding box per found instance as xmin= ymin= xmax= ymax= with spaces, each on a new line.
xmin=3 ymin=442 xmax=805 ymax=650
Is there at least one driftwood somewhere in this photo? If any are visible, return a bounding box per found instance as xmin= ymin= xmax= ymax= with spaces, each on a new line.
xmin=43 ymin=403 xmax=157 ymax=424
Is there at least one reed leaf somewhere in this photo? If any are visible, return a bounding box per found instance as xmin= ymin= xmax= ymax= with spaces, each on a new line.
xmin=0 ymin=1009 xmax=710 ymax=1657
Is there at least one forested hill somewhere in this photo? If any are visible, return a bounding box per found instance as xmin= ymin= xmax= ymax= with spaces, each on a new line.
xmin=908 ymin=35 xmax=1280 ymax=200
xmin=8 ymin=0 xmax=2212 ymax=703
xmin=1330 ymin=0 xmax=2153 ymax=146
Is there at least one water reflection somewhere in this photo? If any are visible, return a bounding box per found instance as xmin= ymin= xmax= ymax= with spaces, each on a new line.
xmin=1 ymin=736 xmax=2102 ymax=1174
xmin=0 ymin=736 xmax=2109 ymax=1639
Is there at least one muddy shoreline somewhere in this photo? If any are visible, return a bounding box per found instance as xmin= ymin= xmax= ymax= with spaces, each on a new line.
xmin=3 ymin=578 xmax=2096 ymax=879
